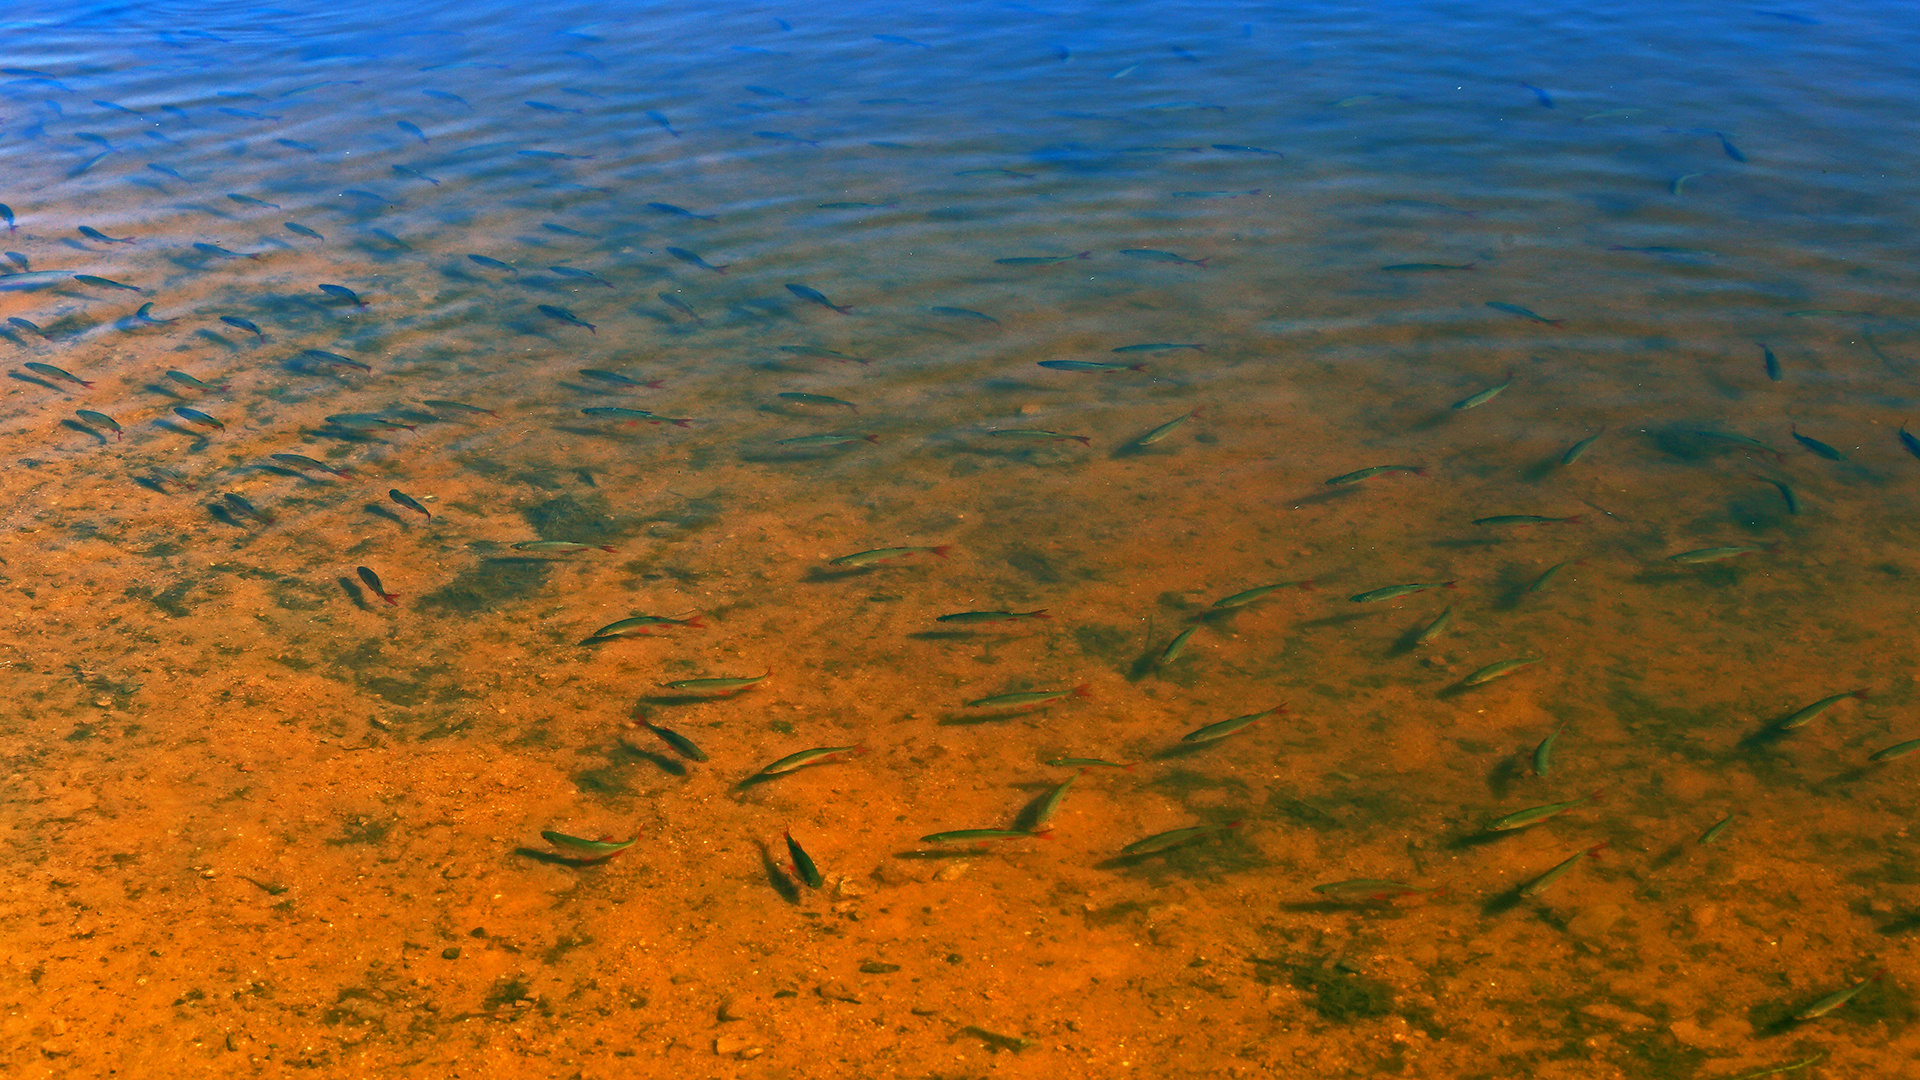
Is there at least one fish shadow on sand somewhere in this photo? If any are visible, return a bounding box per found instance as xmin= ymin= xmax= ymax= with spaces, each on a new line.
xmin=9 ymin=371 xmax=66 ymax=392
xmin=512 ymin=847 xmax=616 ymax=869
xmin=758 ymin=841 xmax=802 ymax=903
xmin=60 ymin=418 xmax=109 ymax=444
xmin=614 ymin=741 xmax=687 ymax=777
xmin=337 ymin=575 xmax=377 ymax=610
xmin=363 ymin=503 xmax=411 ymax=527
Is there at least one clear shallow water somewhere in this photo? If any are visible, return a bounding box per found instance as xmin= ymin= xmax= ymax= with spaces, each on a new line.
xmin=3 ymin=1 xmax=1919 ymax=1076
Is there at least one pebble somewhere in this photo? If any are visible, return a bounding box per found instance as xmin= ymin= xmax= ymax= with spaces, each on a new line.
xmin=717 ymin=994 xmax=748 ymax=1022
xmin=933 ymin=861 xmax=971 ymax=882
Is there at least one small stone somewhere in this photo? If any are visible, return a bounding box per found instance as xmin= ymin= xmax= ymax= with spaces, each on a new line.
xmin=717 ymin=995 xmax=748 ymax=1022
xmin=739 ymin=1046 xmax=764 ymax=1059
xmin=933 ymin=861 xmax=970 ymax=882
xmin=1688 ymin=903 xmax=1718 ymax=930
xmin=832 ymin=874 xmax=866 ymax=898
xmin=41 ymin=1039 xmax=74 ymax=1058
xmin=441 ymin=947 xmax=461 ymax=960
xmin=872 ymin=862 xmax=922 ymax=886
xmin=1579 ymin=1003 xmax=1654 ymax=1028
xmin=859 ymin=961 xmax=901 ymax=974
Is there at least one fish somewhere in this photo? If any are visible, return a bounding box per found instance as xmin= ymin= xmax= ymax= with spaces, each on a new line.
xmin=756 ymin=744 xmax=865 ymax=776
xmin=79 ymin=226 xmax=135 ymax=244
xmin=512 ymin=541 xmax=615 ymax=553
xmin=537 ymin=266 xmax=611 ymax=290
xmin=1773 ymin=688 xmax=1868 ymax=730
xmin=270 ymin=453 xmax=351 ymax=477
xmin=586 ymin=614 xmax=706 ymax=639
xmin=217 ymin=107 xmax=279 ymax=120
xmin=666 ymin=247 xmax=729 ymax=273
xmin=193 ymin=242 xmax=258 ymax=260
xmin=1561 ymin=431 xmax=1603 ymax=465
xmin=5 ymin=252 xmax=27 ymax=270
xmin=1134 ymin=408 xmax=1201 ymax=447
xmin=357 ymin=566 xmax=398 ymax=605
xmin=326 ymin=413 xmax=415 ymax=431
xmin=645 ymin=110 xmax=679 ymax=137
xmin=422 ymin=400 xmax=495 ymax=417
xmin=467 ymin=254 xmax=514 ymax=271
xmin=1608 ymin=245 xmax=1713 ymax=257
xmin=1452 ymin=372 xmax=1513 ymax=410
xmin=987 ymin=429 xmax=1091 ymax=447
xmin=1326 ymin=465 xmax=1426 ymax=485
xmin=1519 ymin=844 xmax=1609 ymax=898
xmin=1121 ymin=821 xmax=1241 ymax=855
xmin=647 ymin=202 xmax=716 ymax=221
xmin=1038 ymin=360 xmax=1145 ymax=373
xmin=1414 ymin=604 xmax=1454 ymax=645
xmin=1528 ymin=560 xmax=1582 ymax=593
xmin=778 ymin=346 xmax=869 ymax=365
xmin=580 ymin=407 xmax=693 ymax=427
xmin=1311 ymin=880 xmax=1440 ymax=901
xmin=25 ymin=362 xmax=92 ymax=388
xmin=875 ymin=33 xmax=931 ymax=47
xmin=1181 ymin=704 xmax=1287 ymax=744
xmin=778 ymin=392 xmax=857 ymax=411
xmin=1715 ymin=131 xmax=1746 ymax=162
xmin=820 ymin=201 xmax=899 ymax=209
xmin=829 ymin=545 xmax=952 ymax=567
xmin=1158 ymin=625 xmax=1200 ymax=665
xmin=539 ymin=305 xmax=596 ymax=333
xmin=787 ymin=283 xmax=851 ymax=314
xmin=301 ymin=349 xmax=369 ymax=372
xmin=1350 ymin=581 xmax=1455 ymax=603
xmin=965 ymin=685 xmax=1090 ymax=710
xmin=274 ymin=139 xmax=317 ymax=152
xmin=284 ymin=222 xmax=324 ymax=240
xmin=317 ymin=284 xmax=366 ymax=308
xmin=1666 ymin=543 xmax=1775 ymax=564
xmin=1472 ymin=514 xmax=1584 ymax=527
xmin=1670 ymin=173 xmax=1703 ymax=194
xmin=659 ymin=674 xmax=768 ymax=695
xmin=1694 ymin=430 xmax=1781 ymax=458
xmin=166 ymin=370 xmax=229 ymax=391
xmin=1487 ymin=791 xmax=1597 ymax=831
xmin=1046 ymin=758 xmax=1133 ymax=770
xmin=1533 ymin=723 xmax=1565 ymax=776
xmin=1520 ymin=82 xmax=1554 ymax=108
xmin=1762 ymin=343 xmax=1782 ymax=381
xmin=1485 ymin=301 xmax=1563 ymax=326
xmin=394 ymin=163 xmax=445 ymax=186
xmin=956 ymin=168 xmax=1034 ymax=178
xmin=396 ymin=120 xmax=429 ymax=143
xmin=1119 ymin=249 xmax=1208 ymax=266
xmin=1792 ymin=972 xmax=1884 ymax=1021
xmin=172 ymin=406 xmax=224 ymax=431
xmin=1869 ymin=738 xmax=1920 ymax=763
xmin=388 ymin=489 xmax=432 ymax=520
xmin=1698 ymin=814 xmax=1735 ymax=844
xmin=0 ymin=203 xmax=13 ymax=231
xmin=367 ymin=228 xmax=411 ymax=250
xmin=526 ymin=100 xmax=583 ymax=114
xmin=75 ymin=410 xmax=120 ymax=440
xmin=994 ymin=252 xmax=1090 ymax=266
xmin=1113 ymin=343 xmax=1204 ymax=354
xmin=222 ymin=492 xmax=273 ymax=524
xmin=1213 ymin=580 xmax=1314 ymax=609
xmin=776 ymin=433 xmax=880 ymax=447
xmin=936 ymin=610 xmax=1048 ymax=624
xmin=1463 ymin=657 xmax=1544 ymax=686
xmin=423 ymin=89 xmax=470 ymax=108
xmin=1902 ymin=426 xmax=1920 ymax=461
xmin=1030 ymin=773 xmax=1079 ymax=830
xmin=226 ymin=194 xmax=280 ymax=210
xmin=6 ymin=316 xmax=44 ymax=337
xmin=219 ymin=316 xmax=262 ymax=336
xmin=921 ymin=829 xmax=1045 ymax=843
xmin=539 ymin=831 xmax=637 ymax=858
xmin=76 ymin=132 xmax=116 ymax=150
xmin=579 ymin=369 xmax=663 ymax=389
xmin=637 ymin=716 xmax=707 ymax=761
xmin=1752 ymin=474 xmax=1799 ymax=515
xmin=1381 ymin=263 xmax=1474 ymax=272
xmin=1788 ymin=424 xmax=1844 ymax=460
xmin=1210 ymin=143 xmax=1285 ymax=155
xmin=784 ymin=830 xmax=823 ymax=888
xmin=73 ymin=274 xmax=142 ymax=291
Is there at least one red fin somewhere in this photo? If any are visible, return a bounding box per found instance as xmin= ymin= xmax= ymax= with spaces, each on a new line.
xmin=850 ymin=743 xmax=870 ymax=757
xmin=599 ymin=546 xmax=617 ymax=552
xmin=1071 ymin=435 xmax=1091 ymax=446
xmin=1442 ymin=580 xmax=1460 ymax=589
xmin=1071 ymin=683 xmax=1092 ymax=699
xmin=1026 ymin=610 xmax=1050 ymax=619
xmin=929 ymin=545 xmax=953 ymax=558
xmin=1073 ymin=251 xmax=1091 ymax=259
xmin=1296 ymin=580 xmax=1316 ymax=590
xmin=684 ymin=615 xmax=706 ymax=629
xmin=1850 ymin=688 xmax=1871 ymax=701
xmin=863 ymin=433 xmax=881 ymax=443
xmin=644 ymin=379 xmax=665 ymax=389
xmin=380 ymin=592 xmax=399 ymax=606
xmin=1193 ymin=258 xmax=1210 ymax=268
xmin=670 ymin=418 xmax=693 ymax=427
xmin=1565 ymin=515 xmax=1586 ymax=525
xmin=1585 ymin=842 xmax=1610 ymax=858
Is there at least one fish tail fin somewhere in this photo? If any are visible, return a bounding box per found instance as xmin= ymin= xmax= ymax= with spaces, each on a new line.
xmin=1565 ymin=515 xmax=1587 ymax=525
xmin=1030 ymin=828 xmax=1055 ymax=840
xmin=834 ymin=304 xmax=853 ymax=315
xmin=1122 ymin=762 xmax=1137 ymax=772
xmin=1072 ymin=435 xmax=1091 ymax=446
xmin=1129 ymin=363 xmax=1148 ymax=372
xmin=381 ymin=592 xmax=399 ymax=606
xmin=1194 ymin=257 xmax=1211 ymax=267
xmin=1295 ymin=580 xmax=1315 ymax=590
xmin=1224 ymin=819 xmax=1245 ymax=830
xmin=1442 ymin=580 xmax=1460 ymax=589
xmin=1074 ymin=251 xmax=1091 ymax=259
xmin=598 ymin=546 xmax=618 ymax=552
xmin=644 ymin=379 xmax=665 ymax=389
xmin=1586 ymin=842 xmax=1610 ymax=858
xmin=714 ymin=264 xmax=731 ymax=273
xmin=929 ymin=545 xmax=953 ymax=558
xmin=671 ymin=418 xmax=693 ymax=427
xmin=1851 ymin=688 xmax=1871 ymax=701
xmin=1071 ymin=683 xmax=1092 ymax=698
xmin=851 ymin=743 xmax=871 ymax=757
xmin=863 ymin=434 xmax=881 ymax=443
xmin=685 ymin=615 xmax=706 ymax=629
xmin=1028 ymin=610 xmax=1051 ymax=619
xmin=1412 ymin=466 xmax=1430 ymax=476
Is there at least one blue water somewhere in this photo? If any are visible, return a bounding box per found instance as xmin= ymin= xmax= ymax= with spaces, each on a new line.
xmin=3 ymin=1 xmax=1917 ymax=1074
